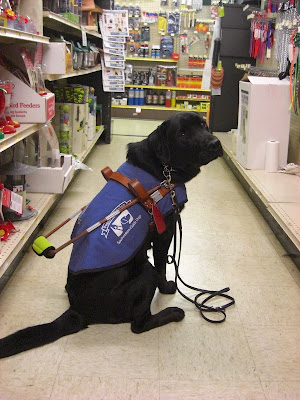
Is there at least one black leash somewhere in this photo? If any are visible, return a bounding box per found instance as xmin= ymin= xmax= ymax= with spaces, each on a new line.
xmin=162 ymin=163 xmax=235 ymax=323
xmin=168 ymin=205 xmax=235 ymax=324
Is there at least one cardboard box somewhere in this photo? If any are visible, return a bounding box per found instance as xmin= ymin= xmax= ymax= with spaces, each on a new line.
xmin=0 ymin=66 xmax=55 ymax=123
xmin=26 ymin=155 xmax=74 ymax=194
xmin=53 ymin=103 xmax=88 ymax=155
xmin=82 ymin=102 xmax=89 ymax=150
xmin=88 ymin=113 xmax=96 ymax=140
xmin=236 ymin=76 xmax=291 ymax=170
xmin=42 ymin=42 xmax=73 ymax=75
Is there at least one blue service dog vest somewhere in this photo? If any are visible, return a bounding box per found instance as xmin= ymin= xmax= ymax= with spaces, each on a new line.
xmin=68 ymin=162 xmax=187 ymax=274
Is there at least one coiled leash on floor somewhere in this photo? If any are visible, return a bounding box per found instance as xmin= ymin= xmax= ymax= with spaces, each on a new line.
xmin=163 ymin=165 xmax=235 ymax=323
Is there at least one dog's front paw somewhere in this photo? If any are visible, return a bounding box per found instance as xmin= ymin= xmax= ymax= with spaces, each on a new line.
xmin=158 ymin=280 xmax=177 ymax=294
xmin=169 ymin=307 xmax=185 ymax=322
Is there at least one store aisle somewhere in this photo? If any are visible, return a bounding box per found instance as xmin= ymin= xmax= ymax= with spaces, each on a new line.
xmin=0 ymin=123 xmax=300 ymax=400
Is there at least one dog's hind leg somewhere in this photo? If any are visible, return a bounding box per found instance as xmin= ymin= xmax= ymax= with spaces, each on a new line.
xmin=131 ymin=307 xmax=185 ymax=334
xmin=130 ymin=262 xmax=185 ymax=334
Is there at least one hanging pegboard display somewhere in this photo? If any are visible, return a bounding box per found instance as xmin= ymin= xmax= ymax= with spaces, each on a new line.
xmin=114 ymin=1 xmax=216 ymax=73
xmin=111 ymin=0 xmax=223 ymax=113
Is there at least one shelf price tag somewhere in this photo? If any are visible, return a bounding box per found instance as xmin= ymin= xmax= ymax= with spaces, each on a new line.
xmin=81 ymin=27 xmax=87 ymax=47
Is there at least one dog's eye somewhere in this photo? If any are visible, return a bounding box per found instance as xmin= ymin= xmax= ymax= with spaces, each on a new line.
xmin=180 ymin=131 xmax=187 ymax=137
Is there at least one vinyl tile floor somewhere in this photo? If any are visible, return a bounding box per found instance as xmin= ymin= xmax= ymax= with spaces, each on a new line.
xmin=0 ymin=120 xmax=300 ymax=400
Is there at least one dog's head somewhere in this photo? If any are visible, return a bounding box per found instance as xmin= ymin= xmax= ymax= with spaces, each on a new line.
xmin=127 ymin=112 xmax=223 ymax=183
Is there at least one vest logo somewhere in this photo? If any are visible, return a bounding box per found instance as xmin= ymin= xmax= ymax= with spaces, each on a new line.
xmin=101 ymin=200 xmax=142 ymax=245
xmin=111 ymin=210 xmax=134 ymax=237
xmin=101 ymin=200 xmax=137 ymax=240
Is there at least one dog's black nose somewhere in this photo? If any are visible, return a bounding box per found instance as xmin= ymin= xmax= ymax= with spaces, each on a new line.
xmin=208 ymin=137 xmax=223 ymax=155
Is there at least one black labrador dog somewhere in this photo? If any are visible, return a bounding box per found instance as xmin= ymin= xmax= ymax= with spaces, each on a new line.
xmin=0 ymin=112 xmax=223 ymax=358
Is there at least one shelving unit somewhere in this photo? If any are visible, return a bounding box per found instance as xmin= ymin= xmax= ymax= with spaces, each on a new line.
xmin=112 ymin=105 xmax=196 ymax=111
xmin=42 ymin=4 xmax=111 ymax=144
xmin=216 ymin=132 xmax=300 ymax=266
xmin=125 ymin=84 xmax=209 ymax=92
xmin=0 ymin=1 xmax=111 ymax=288
xmin=0 ymin=27 xmax=49 ymax=44
xmin=0 ymin=124 xmax=43 ymax=153
xmin=43 ymin=11 xmax=102 ymax=39
xmin=44 ymin=65 xmax=102 ymax=81
xmin=113 ymin=84 xmax=211 ymax=118
xmin=0 ymin=125 xmax=104 ymax=282
xmin=176 ymin=97 xmax=210 ymax=101
xmin=126 ymin=57 xmax=178 ymax=63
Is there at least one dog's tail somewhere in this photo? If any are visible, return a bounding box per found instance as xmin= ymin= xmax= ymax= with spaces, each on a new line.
xmin=0 ymin=308 xmax=87 ymax=359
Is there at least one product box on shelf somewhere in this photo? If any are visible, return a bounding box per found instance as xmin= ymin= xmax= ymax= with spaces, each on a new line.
xmin=26 ymin=154 xmax=75 ymax=194
xmin=0 ymin=65 xmax=55 ymax=123
xmin=156 ymin=65 xmax=177 ymax=87
xmin=177 ymin=75 xmax=203 ymax=89
xmin=51 ymin=84 xmax=89 ymax=104
xmin=52 ymin=103 xmax=88 ymax=156
xmin=61 ymin=12 xmax=80 ymax=24
xmin=236 ymin=76 xmax=290 ymax=170
xmin=87 ymin=94 xmax=97 ymax=140
xmin=42 ymin=42 xmax=73 ymax=75
xmin=88 ymin=112 xmax=96 ymax=140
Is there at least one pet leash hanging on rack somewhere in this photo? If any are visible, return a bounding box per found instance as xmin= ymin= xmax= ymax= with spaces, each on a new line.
xmin=163 ymin=165 xmax=235 ymax=324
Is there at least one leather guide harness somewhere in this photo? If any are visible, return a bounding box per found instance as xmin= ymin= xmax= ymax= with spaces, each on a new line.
xmin=32 ymin=165 xmax=174 ymax=259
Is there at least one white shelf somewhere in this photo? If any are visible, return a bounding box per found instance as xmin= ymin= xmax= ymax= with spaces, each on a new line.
xmin=215 ymin=132 xmax=300 ymax=251
xmin=44 ymin=65 xmax=101 ymax=81
xmin=0 ymin=123 xmax=43 ymax=153
xmin=43 ymin=11 xmax=102 ymax=39
xmin=0 ymin=26 xmax=49 ymax=44
xmin=0 ymin=192 xmax=58 ymax=279
xmin=0 ymin=126 xmax=105 ymax=280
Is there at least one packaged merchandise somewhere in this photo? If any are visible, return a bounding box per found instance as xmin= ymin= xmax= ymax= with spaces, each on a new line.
xmin=171 ymin=90 xmax=176 ymax=107
xmin=128 ymin=87 xmax=135 ymax=105
xmin=141 ymin=26 xmax=150 ymax=41
xmin=165 ymin=89 xmax=171 ymax=107
xmin=160 ymin=36 xmax=173 ymax=59
xmin=158 ymin=92 xmax=165 ymax=105
xmin=156 ymin=65 xmax=176 ymax=87
xmin=139 ymin=88 xmax=145 ymax=105
xmin=167 ymin=12 xmax=180 ymax=34
xmin=125 ymin=64 xmax=133 ymax=84
xmin=134 ymin=87 xmax=140 ymax=105
xmin=42 ymin=41 xmax=73 ymax=75
xmin=146 ymin=90 xmax=153 ymax=104
xmin=152 ymin=92 xmax=158 ymax=105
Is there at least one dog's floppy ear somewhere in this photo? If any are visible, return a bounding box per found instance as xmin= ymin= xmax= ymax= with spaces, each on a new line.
xmin=148 ymin=120 xmax=171 ymax=164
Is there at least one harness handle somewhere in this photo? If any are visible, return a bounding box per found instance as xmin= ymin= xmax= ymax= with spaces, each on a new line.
xmin=128 ymin=179 xmax=153 ymax=211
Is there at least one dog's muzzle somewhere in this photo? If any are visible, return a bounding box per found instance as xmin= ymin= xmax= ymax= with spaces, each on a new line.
xmin=208 ymin=137 xmax=223 ymax=157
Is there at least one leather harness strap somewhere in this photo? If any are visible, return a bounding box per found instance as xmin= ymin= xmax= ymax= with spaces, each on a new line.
xmin=101 ymin=166 xmax=171 ymax=212
xmin=102 ymin=167 xmax=132 ymax=189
